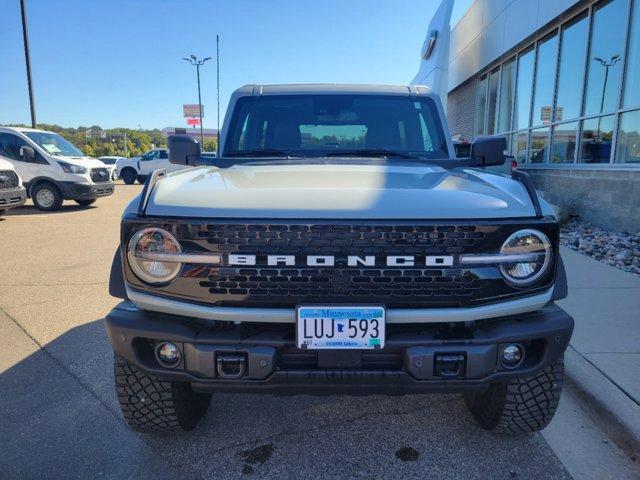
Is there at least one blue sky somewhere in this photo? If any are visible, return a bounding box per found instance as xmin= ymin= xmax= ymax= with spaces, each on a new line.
xmin=1 ymin=0 xmax=472 ymax=130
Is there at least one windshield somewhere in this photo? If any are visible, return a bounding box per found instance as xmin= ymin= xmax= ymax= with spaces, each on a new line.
xmin=224 ymin=94 xmax=449 ymax=159
xmin=24 ymin=131 xmax=85 ymax=157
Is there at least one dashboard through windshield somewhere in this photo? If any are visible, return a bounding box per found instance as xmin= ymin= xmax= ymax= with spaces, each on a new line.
xmin=224 ymin=94 xmax=449 ymax=159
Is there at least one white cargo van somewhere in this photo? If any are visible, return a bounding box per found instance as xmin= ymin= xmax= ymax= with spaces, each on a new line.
xmin=0 ymin=127 xmax=114 ymax=211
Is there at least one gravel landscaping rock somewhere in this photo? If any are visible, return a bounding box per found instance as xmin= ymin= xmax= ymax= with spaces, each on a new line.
xmin=561 ymin=219 xmax=640 ymax=277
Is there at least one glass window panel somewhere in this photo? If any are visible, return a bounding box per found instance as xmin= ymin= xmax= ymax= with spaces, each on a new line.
xmin=615 ymin=109 xmax=640 ymax=163
xmin=532 ymin=34 xmax=559 ymax=127
xmin=475 ymin=76 xmax=488 ymax=136
xmin=486 ymin=69 xmax=500 ymax=135
xmin=513 ymin=47 xmax=535 ymax=130
xmin=529 ymin=127 xmax=550 ymax=163
xmin=584 ymin=0 xmax=628 ymax=116
xmin=623 ymin=0 xmax=640 ymax=107
xmin=497 ymin=58 xmax=516 ymax=132
xmin=514 ymin=130 xmax=529 ymax=163
xmin=579 ymin=114 xmax=615 ymax=163
xmin=555 ymin=13 xmax=589 ymax=121
xmin=550 ymin=121 xmax=578 ymax=163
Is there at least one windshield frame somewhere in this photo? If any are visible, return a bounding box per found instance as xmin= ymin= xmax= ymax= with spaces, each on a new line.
xmin=223 ymin=94 xmax=450 ymax=160
xmin=24 ymin=131 xmax=85 ymax=157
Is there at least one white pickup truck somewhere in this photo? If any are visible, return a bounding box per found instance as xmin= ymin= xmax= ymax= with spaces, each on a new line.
xmin=115 ymin=148 xmax=188 ymax=185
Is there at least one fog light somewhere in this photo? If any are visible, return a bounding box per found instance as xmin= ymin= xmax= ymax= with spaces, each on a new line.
xmin=155 ymin=342 xmax=181 ymax=368
xmin=501 ymin=344 xmax=523 ymax=368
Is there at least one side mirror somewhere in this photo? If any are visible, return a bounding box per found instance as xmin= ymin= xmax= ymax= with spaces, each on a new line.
xmin=20 ymin=146 xmax=36 ymax=163
xmin=168 ymin=134 xmax=201 ymax=165
xmin=470 ymin=136 xmax=507 ymax=166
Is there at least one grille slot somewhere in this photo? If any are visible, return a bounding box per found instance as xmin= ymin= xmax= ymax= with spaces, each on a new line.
xmin=0 ymin=170 xmax=19 ymax=190
xmin=90 ymin=168 xmax=110 ymax=183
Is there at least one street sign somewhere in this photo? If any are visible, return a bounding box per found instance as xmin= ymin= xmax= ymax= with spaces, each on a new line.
xmin=183 ymin=104 xmax=204 ymax=118
xmin=186 ymin=117 xmax=201 ymax=126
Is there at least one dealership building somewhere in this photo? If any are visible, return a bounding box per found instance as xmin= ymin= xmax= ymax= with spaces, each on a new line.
xmin=415 ymin=0 xmax=640 ymax=232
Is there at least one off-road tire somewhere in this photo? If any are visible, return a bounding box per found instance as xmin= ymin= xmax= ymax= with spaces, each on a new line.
xmin=137 ymin=174 xmax=148 ymax=184
xmin=31 ymin=183 xmax=63 ymax=211
xmin=75 ymin=199 xmax=96 ymax=207
xmin=114 ymin=355 xmax=212 ymax=433
xmin=120 ymin=168 xmax=137 ymax=185
xmin=464 ymin=358 xmax=564 ymax=434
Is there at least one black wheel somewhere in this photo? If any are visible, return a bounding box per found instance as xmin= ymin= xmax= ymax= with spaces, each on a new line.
xmin=137 ymin=174 xmax=148 ymax=184
xmin=31 ymin=183 xmax=63 ymax=211
xmin=120 ymin=168 xmax=137 ymax=185
xmin=75 ymin=199 xmax=96 ymax=207
xmin=114 ymin=355 xmax=212 ymax=433
xmin=464 ymin=358 xmax=564 ymax=434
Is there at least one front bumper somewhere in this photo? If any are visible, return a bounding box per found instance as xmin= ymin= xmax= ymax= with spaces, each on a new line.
xmin=0 ymin=186 xmax=27 ymax=210
xmin=104 ymin=302 xmax=574 ymax=395
xmin=58 ymin=181 xmax=114 ymax=200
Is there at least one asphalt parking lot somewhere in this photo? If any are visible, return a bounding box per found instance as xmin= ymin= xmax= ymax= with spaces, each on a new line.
xmin=0 ymin=186 xmax=622 ymax=479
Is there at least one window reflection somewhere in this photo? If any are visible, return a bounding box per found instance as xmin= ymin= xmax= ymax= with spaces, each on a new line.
xmin=486 ymin=69 xmax=500 ymax=135
xmin=579 ymin=115 xmax=614 ymax=163
xmin=475 ymin=75 xmax=488 ymax=136
xmin=623 ymin=0 xmax=640 ymax=107
xmin=555 ymin=13 xmax=588 ymax=121
xmin=615 ymin=110 xmax=640 ymax=163
xmin=514 ymin=47 xmax=535 ymax=130
xmin=532 ymin=34 xmax=558 ymax=127
xmin=584 ymin=0 xmax=627 ymax=116
xmin=514 ymin=130 xmax=529 ymax=163
xmin=550 ymin=122 xmax=578 ymax=163
xmin=497 ymin=58 xmax=516 ymax=133
xmin=529 ymin=127 xmax=550 ymax=163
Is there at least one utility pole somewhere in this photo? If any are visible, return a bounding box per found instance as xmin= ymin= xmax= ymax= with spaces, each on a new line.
xmin=593 ymin=54 xmax=620 ymax=142
xmin=183 ymin=55 xmax=211 ymax=146
xmin=217 ymin=35 xmax=220 ymax=155
xmin=19 ymin=0 xmax=37 ymax=128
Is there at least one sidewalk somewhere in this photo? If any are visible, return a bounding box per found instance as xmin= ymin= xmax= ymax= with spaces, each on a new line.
xmin=558 ymin=247 xmax=640 ymax=453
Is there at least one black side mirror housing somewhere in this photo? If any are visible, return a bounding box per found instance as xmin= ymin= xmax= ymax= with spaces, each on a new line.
xmin=168 ymin=135 xmax=201 ymax=165
xmin=20 ymin=146 xmax=36 ymax=163
xmin=470 ymin=136 xmax=507 ymax=166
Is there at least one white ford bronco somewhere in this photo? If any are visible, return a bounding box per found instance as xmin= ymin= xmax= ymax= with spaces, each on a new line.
xmin=106 ymin=84 xmax=572 ymax=434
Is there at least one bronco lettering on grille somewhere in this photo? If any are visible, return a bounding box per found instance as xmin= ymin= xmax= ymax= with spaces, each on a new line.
xmin=227 ymin=254 xmax=455 ymax=267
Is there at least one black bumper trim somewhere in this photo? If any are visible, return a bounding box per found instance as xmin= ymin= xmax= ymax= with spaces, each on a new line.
xmin=104 ymin=302 xmax=574 ymax=394
xmin=0 ymin=186 xmax=27 ymax=210
xmin=57 ymin=181 xmax=114 ymax=200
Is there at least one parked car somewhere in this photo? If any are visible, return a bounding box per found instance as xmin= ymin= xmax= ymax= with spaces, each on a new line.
xmin=106 ymin=84 xmax=572 ymax=435
xmin=0 ymin=157 xmax=26 ymax=216
xmin=115 ymin=148 xmax=188 ymax=185
xmin=98 ymin=156 xmax=124 ymax=180
xmin=0 ymin=127 xmax=114 ymax=211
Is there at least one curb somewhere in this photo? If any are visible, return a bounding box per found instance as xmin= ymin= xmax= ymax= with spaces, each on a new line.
xmin=563 ymin=346 xmax=640 ymax=458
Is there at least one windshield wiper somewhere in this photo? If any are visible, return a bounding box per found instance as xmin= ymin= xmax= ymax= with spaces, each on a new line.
xmin=324 ymin=148 xmax=418 ymax=159
xmin=224 ymin=149 xmax=304 ymax=158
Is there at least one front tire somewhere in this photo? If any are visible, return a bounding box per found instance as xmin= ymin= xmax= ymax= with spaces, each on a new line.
xmin=114 ymin=355 xmax=212 ymax=433
xmin=464 ymin=358 xmax=564 ymax=434
xmin=120 ymin=168 xmax=137 ymax=185
xmin=75 ymin=199 xmax=96 ymax=207
xmin=32 ymin=183 xmax=63 ymax=211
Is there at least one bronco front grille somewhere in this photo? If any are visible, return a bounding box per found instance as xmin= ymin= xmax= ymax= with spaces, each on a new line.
xmin=90 ymin=168 xmax=110 ymax=183
xmin=122 ymin=219 xmax=559 ymax=309
xmin=0 ymin=170 xmax=19 ymax=190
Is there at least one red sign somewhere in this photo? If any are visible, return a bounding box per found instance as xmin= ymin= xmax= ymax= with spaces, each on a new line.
xmin=186 ymin=118 xmax=201 ymax=126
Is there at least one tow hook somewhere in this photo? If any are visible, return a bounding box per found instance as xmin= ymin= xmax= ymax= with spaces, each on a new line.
xmin=434 ymin=353 xmax=466 ymax=378
xmin=216 ymin=353 xmax=247 ymax=379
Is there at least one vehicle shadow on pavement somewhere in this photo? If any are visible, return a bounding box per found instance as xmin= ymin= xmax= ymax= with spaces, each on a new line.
xmin=0 ymin=319 xmax=571 ymax=480
xmin=5 ymin=203 xmax=97 ymax=216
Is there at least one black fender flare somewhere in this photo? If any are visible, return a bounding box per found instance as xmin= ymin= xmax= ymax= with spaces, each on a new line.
xmin=551 ymin=252 xmax=568 ymax=301
xmin=109 ymin=247 xmax=128 ymax=299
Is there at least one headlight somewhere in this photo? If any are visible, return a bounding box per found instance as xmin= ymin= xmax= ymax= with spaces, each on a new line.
xmin=57 ymin=161 xmax=87 ymax=174
xmin=499 ymin=229 xmax=552 ymax=286
xmin=127 ymin=227 xmax=182 ymax=284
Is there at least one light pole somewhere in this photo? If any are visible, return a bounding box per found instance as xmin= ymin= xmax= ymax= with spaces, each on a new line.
xmin=183 ymin=55 xmax=211 ymax=146
xmin=19 ymin=0 xmax=37 ymax=128
xmin=593 ymin=54 xmax=620 ymax=142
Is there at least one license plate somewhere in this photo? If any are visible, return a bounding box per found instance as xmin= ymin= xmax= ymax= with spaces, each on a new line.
xmin=296 ymin=306 xmax=385 ymax=350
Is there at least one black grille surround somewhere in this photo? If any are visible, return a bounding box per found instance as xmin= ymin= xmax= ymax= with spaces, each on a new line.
xmin=90 ymin=167 xmax=110 ymax=183
xmin=122 ymin=217 xmax=559 ymax=309
xmin=0 ymin=170 xmax=19 ymax=190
